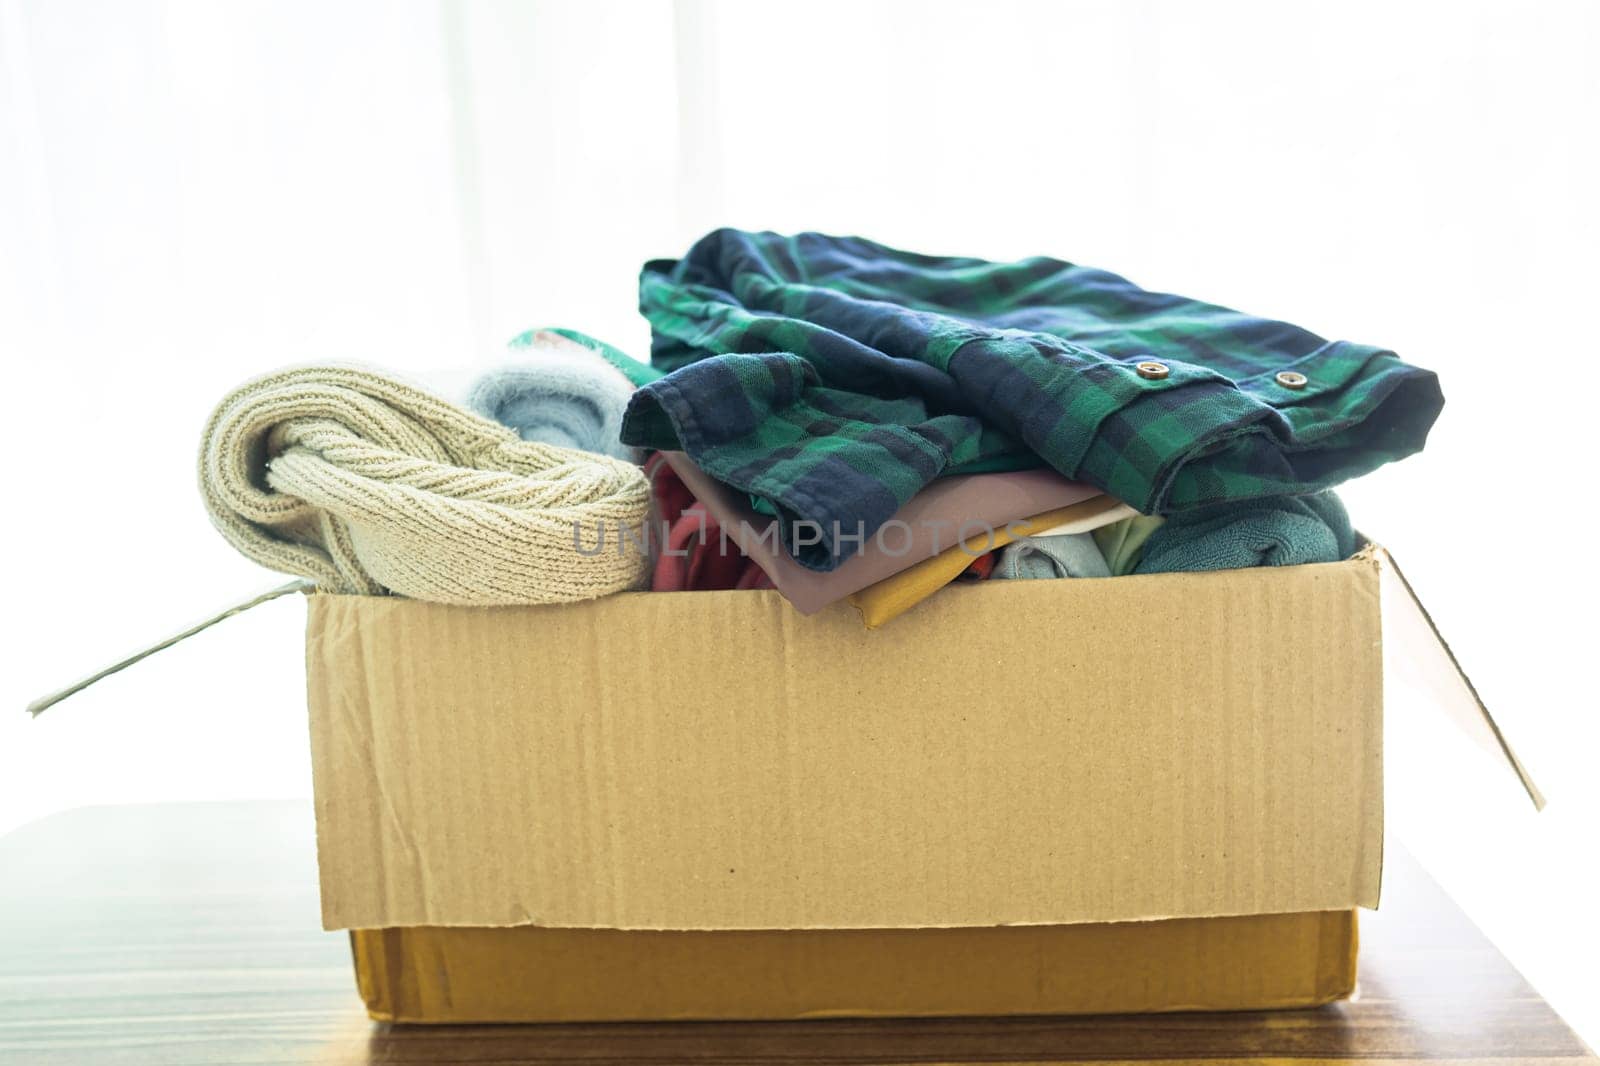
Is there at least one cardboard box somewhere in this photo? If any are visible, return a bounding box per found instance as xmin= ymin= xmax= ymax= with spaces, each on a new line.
xmin=305 ymin=546 xmax=1536 ymax=1023
xmin=349 ymin=912 xmax=1358 ymax=1023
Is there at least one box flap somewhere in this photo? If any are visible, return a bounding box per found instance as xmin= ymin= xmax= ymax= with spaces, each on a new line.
xmin=1374 ymin=547 xmax=1543 ymax=810
xmin=305 ymin=556 xmax=1384 ymax=932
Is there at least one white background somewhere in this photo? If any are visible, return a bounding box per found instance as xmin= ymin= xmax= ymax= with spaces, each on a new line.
xmin=3 ymin=0 xmax=1597 ymax=1045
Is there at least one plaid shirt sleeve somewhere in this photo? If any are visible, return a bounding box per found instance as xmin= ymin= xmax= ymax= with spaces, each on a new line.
xmin=621 ymin=228 xmax=1443 ymax=572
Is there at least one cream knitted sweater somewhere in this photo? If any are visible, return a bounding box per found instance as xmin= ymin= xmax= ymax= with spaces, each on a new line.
xmin=198 ymin=364 xmax=651 ymax=605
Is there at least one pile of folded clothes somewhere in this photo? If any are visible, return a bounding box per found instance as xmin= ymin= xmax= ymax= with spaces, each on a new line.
xmin=199 ymin=228 xmax=1442 ymax=627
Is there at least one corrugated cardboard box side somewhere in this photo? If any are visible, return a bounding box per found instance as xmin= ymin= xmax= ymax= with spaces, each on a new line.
xmin=349 ymin=913 xmax=1358 ymax=1023
xmin=308 ymin=553 xmax=1386 ymax=1021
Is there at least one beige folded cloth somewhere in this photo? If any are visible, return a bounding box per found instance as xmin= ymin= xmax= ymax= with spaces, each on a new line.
xmin=199 ymin=364 xmax=651 ymax=605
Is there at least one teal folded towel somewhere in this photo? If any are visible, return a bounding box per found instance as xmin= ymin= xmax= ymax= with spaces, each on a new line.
xmin=468 ymin=329 xmax=647 ymax=462
xmin=1134 ymin=492 xmax=1356 ymax=574
xmin=994 ymin=532 xmax=1111 ymax=581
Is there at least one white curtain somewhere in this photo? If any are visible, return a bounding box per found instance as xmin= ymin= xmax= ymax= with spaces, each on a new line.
xmin=3 ymin=0 xmax=1597 ymax=1040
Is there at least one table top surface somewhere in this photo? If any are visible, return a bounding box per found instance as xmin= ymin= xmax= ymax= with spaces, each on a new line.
xmin=0 ymin=800 xmax=1591 ymax=1066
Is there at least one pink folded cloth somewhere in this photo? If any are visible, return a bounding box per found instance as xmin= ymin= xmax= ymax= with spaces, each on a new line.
xmin=663 ymin=452 xmax=1104 ymax=614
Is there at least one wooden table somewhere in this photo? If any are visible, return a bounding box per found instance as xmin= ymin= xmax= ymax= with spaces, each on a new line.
xmin=0 ymin=801 xmax=1591 ymax=1065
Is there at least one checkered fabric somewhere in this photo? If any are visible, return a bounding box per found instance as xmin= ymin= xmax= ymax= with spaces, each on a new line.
xmin=621 ymin=229 xmax=1442 ymax=571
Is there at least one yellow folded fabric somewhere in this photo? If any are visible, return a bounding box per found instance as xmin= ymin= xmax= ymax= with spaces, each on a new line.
xmin=848 ymin=495 xmax=1134 ymax=629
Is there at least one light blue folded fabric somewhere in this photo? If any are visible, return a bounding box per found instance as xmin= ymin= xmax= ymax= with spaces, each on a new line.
xmin=468 ymin=330 xmax=641 ymax=462
xmin=1133 ymin=491 xmax=1356 ymax=574
xmin=993 ymin=532 xmax=1111 ymax=581
xmin=513 ymin=326 xmax=664 ymax=388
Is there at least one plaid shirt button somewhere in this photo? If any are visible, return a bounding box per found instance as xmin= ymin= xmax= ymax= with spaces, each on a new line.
xmin=1276 ymin=370 xmax=1309 ymax=389
xmin=1136 ymin=361 xmax=1170 ymax=380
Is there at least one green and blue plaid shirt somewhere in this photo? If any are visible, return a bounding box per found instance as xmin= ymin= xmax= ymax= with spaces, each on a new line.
xmin=621 ymin=229 xmax=1443 ymax=571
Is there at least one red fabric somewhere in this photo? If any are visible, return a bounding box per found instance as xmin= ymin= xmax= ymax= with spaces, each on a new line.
xmin=647 ymin=454 xmax=774 ymax=593
xmin=959 ymin=551 xmax=997 ymax=582
xmin=646 ymin=452 xmax=696 ymax=527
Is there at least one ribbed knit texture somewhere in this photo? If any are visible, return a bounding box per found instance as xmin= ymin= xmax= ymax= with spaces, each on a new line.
xmin=199 ymin=364 xmax=651 ymax=605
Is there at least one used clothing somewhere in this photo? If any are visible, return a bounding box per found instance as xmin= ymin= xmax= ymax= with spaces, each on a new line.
xmin=1093 ymin=515 xmax=1167 ymax=577
xmin=623 ymin=228 xmax=1442 ymax=571
xmin=848 ymin=495 xmax=1132 ymax=629
xmin=1134 ymin=491 xmax=1357 ymax=575
xmin=646 ymin=453 xmax=772 ymax=592
xmin=468 ymin=329 xmax=643 ymax=462
xmin=994 ymin=533 xmax=1111 ymax=581
xmin=959 ymin=551 xmax=997 ymax=582
xmin=198 ymin=364 xmax=652 ymax=605
xmin=652 ymin=501 xmax=773 ymax=592
xmin=666 ymin=451 xmax=1106 ymax=614
xmin=512 ymin=326 xmax=665 ymax=389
